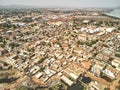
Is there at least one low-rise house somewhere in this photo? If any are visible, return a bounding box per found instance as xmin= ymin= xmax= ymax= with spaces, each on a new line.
xmin=86 ymin=28 xmax=100 ymax=34
xmin=69 ymin=73 xmax=78 ymax=80
xmin=78 ymin=34 xmax=87 ymax=42
xmin=92 ymin=12 xmax=99 ymax=16
xmin=50 ymin=63 xmax=59 ymax=71
xmin=102 ymin=49 xmax=113 ymax=57
xmin=35 ymin=72 xmax=43 ymax=79
xmin=102 ymin=55 xmax=110 ymax=62
xmin=91 ymin=60 xmax=105 ymax=77
xmin=111 ymin=58 xmax=120 ymax=71
xmin=73 ymin=47 xmax=84 ymax=55
xmin=82 ymin=20 xmax=90 ymax=24
xmin=51 ymin=21 xmax=63 ymax=26
xmin=30 ymin=66 xmax=40 ymax=75
xmin=50 ymin=69 xmax=56 ymax=75
xmin=96 ymin=53 xmax=103 ymax=60
xmin=61 ymin=75 xmax=74 ymax=86
xmin=44 ymin=69 xmax=51 ymax=75
xmin=43 ymin=76 xmax=49 ymax=82
xmin=96 ymin=53 xmax=110 ymax=62
xmin=13 ymin=22 xmax=26 ymax=26
xmin=102 ymin=65 xmax=119 ymax=80
xmin=62 ymin=61 xmax=67 ymax=66
xmin=105 ymin=28 xmax=116 ymax=33
xmin=89 ymin=81 xmax=106 ymax=90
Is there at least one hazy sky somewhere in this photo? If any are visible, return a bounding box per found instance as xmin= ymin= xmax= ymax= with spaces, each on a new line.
xmin=0 ymin=0 xmax=120 ymax=8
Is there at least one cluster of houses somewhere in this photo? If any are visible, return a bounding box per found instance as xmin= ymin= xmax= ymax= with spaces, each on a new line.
xmin=0 ymin=9 xmax=120 ymax=90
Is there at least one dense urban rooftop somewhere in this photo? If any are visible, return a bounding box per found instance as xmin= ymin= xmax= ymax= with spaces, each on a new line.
xmin=0 ymin=8 xmax=120 ymax=90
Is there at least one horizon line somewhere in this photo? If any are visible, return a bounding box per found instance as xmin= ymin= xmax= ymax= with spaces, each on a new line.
xmin=0 ymin=4 xmax=118 ymax=9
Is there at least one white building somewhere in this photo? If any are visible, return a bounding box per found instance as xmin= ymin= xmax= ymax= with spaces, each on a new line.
xmin=61 ymin=75 xmax=74 ymax=86
xmin=69 ymin=73 xmax=78 ymax=80
xmin=111 ymin=59 xmax=120 ymax=71
xmin=35 ymin=72 xmax=43 ymax=79
xmin=106 ymin=28 xmax=116 ymax=33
